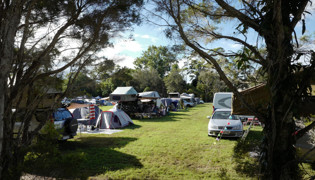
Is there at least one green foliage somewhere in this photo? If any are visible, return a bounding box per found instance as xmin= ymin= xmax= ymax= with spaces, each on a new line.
xmin=134 ymin=45 xmax=178 ymax=78
xmin=93 ymin=59 xmax=116 ymax=80
xmin=233 ymin=126 xmax=263 ymax=176
xmin=130 ymin=68 xmax=165 ymax=95
xmin=111 ymin=67 xmax=134 ymax=87
xmin=24 ymin=122 xmax=86 ymax=178
xmin=100 ymin=78 xmax=115 ymax=97
xmin=65 ymin=72 xmax=99 ymax=97
xmin=99 ymin=67 xmax=134 ymax=96
xmin=197 ymin=70 xmax=224 ymax=101
xmin=164 ymin=68 xmax=186 ymax=93
xmin=143 ymin=87 xmax=151 ymax=92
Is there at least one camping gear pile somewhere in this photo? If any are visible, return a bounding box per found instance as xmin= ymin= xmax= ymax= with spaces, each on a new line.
xmin=108 ymin=87 xmax=204 ymax=118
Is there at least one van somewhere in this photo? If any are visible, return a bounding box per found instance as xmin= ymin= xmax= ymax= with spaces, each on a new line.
xmin=212 ymin=92 xmax=233 ymax=112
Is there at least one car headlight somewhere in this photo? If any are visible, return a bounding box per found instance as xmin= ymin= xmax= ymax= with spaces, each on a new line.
xmin=233 ymin=125 xmax=242 ymax=130
xmin=210 ymin=124 xmax=218 ymax=129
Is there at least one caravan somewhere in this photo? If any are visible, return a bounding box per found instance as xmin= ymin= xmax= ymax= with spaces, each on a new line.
xmin=212 ymin=92 xmax=233 ymax=112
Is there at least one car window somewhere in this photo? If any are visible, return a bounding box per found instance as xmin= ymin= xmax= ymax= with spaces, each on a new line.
xmin=212 ymin=111 xmax=238 ymax=120
xmin=54 ymin=110 xmax=72 ymax=121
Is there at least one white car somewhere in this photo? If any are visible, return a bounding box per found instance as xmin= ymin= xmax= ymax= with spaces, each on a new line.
xmin=208 ymin=109 xmax=243 ymax=137
xmin=183 ymin=99 xmax=195 ymax=107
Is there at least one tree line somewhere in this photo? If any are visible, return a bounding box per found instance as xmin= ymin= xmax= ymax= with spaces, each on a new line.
xmin=67 ymin=45 xmax=264 ymax=102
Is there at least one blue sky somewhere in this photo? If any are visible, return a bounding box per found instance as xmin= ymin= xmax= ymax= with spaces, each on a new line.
xmin=101 ymin=1 xmax=315 ymax=69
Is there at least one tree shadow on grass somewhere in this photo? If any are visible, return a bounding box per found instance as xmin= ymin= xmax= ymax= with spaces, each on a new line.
xmin=133 ymin=111 xmax=187 ymax=122
xmin=233 ymin=129 xmax=263 ymax=178
xmin=23 ymin=137 xmax=142 ymax=179
xmin=124 ymin=123 xmax=142 ymax=130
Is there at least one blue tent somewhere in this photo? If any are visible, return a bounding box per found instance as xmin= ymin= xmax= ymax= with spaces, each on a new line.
xmin=161 ymin=98 xmax=173 ymax=107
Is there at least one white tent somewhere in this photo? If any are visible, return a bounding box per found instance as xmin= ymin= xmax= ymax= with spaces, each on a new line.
xmin=96 ymin=107 xmax=134 ymax=129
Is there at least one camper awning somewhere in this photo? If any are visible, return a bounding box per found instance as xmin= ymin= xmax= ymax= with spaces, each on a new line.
xmin=140 ymin=99 xmax=152 ymax=102
xmin=232 ymin=84 xmax=315 ymax=116
xmin=100 ymin=97 xmax=109 ymax=100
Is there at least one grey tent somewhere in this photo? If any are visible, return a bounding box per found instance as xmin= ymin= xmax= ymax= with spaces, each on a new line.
xmin=72 ymin=105 xmax=101 ymax=126
xmin=96 ymin=107 xmax=134 ymax=129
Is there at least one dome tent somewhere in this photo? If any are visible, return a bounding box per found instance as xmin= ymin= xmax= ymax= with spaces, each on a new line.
xmin=96 ymin=106 xmax=134 ymax=129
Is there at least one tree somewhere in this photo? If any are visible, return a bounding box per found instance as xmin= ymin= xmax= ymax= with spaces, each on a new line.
xmin=130 ymin=68 xmax=165 ymax=95
xmin=134 ymin=45 xmax=178 ymax=77
xmin=0 ymin=0 xmax=143 ymax=178
xmin=164 ymin=65 xmax=186 ymax=93
xmin=111 ymin=67 xmax=134 ymax=87
xmin=197 ymin=70 xmax=227 ymax=102
xmin=65 ymin=72 xmax=99 ymax=97
xmin=151 ymin=0 xmax=315 ymax=179
xmin=92 ymin=59 xmax=116 ymax=80
xmin=100 ymin=78 xmax=116 ymax=97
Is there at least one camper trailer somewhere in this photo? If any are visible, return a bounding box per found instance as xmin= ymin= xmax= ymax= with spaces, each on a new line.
xmin=212 ymin=92 xmax=233 ymax=112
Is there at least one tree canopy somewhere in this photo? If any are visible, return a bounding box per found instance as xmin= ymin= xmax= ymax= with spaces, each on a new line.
xmin=134 ymin=45 xmax=178 ymax=77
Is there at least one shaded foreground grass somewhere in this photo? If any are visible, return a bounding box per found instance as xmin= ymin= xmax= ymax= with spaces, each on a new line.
xmin=24 ymin=103 xmax=267 ymax=179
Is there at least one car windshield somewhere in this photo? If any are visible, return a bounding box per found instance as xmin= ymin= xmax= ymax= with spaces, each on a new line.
xmin=54 ymin=110 xmax=72 ymax=121
xmin=212 ymin=111 xmax=238 ymax=120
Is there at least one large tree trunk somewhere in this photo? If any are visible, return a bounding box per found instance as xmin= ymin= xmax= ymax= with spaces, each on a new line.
xmin=261 ymin=16 xmax=299 ymax=178
xmin=0 ymin=1 xmax=24 ymax=179
xmin=261 ymin=94 xmax=298 ymax=179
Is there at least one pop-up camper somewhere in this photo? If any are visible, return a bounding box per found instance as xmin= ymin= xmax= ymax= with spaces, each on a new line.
xmin=110 ymin=86 xmax=138 ymax=102
xmin=213 ymin=92 xmax=233 ymax=111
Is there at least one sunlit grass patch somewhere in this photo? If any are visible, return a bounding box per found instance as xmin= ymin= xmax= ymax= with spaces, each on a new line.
xmin=24 ymin=103 xmax=267 ymax=179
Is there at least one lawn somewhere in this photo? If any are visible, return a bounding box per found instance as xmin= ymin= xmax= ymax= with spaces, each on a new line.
xmin=24 ymin=103 xmax=265 ymax=179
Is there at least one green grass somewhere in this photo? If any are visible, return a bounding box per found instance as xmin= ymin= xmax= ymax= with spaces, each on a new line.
xmin=24 ymin=103 xmax=267 ymax=179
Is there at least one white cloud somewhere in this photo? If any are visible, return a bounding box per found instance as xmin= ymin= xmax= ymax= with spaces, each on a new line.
xmin=112 ymin=55 xmax=136 ymax=69
xmin=135 ymin=33 xmax=158 ymax=43
xmin=230 ymin=43 xmax=242 ymax=49
xmin=96 ymin=39 xmax=141 ymax=69
xmin=112 ymin=39 xmax=143 ymax=53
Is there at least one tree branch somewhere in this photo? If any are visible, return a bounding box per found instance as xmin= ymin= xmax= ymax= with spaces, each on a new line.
xmin=290 ymin=0 xmax=309 ymax=30
xmin=214 ymin=0 xmax=260 ymax=32
xmin=294 ymin=121 xmax=315 ymax=140
xmin=167 ymin=0 xmax=266 ymax=119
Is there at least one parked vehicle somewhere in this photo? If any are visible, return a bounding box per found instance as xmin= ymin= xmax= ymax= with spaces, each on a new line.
xmin=52 ymin=108 xmax=78 ymax=140
xmin=14 ymin=108 xmax=78 ymax=140
xmin=71 ymin=99 xmax=86 ymax=104
xmin=208 ymin=109 xmax=243 ymax=137
xmin=212 ymin=92 xmax=232 ymax=112
xmin=183 ymin=99 xmax=195 ymax=107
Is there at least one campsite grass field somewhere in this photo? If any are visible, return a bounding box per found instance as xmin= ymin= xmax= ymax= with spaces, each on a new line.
xmin=22 ymin=103 xmax=314 ymax=179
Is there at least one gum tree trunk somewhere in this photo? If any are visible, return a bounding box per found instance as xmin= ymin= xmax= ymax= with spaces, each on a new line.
xmin=261 ymin=12 xmax=299 ymax=177
xmin=0 ymin=1 xmax=24 ymax=179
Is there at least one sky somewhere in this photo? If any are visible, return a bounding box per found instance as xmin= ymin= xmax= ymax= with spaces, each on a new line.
xmin=101 ymin=1 xmax=315 ymax=69
xmin=100 ymin=23 xmax=172 ymax=69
